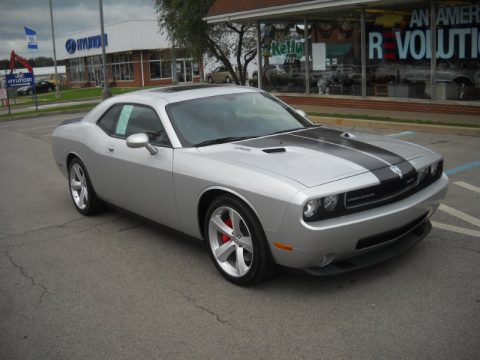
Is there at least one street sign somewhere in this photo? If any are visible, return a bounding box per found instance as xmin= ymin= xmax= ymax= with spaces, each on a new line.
xmin=5 ymin=72 xmax=34 ymax=88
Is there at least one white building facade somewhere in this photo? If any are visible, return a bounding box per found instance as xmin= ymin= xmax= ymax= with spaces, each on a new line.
xmin=56 ymin=19 xmax=202 ymax=88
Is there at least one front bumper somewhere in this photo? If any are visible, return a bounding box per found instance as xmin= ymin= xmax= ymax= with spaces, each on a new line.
xmin=265 ymin=173 xmax=448 ymax=272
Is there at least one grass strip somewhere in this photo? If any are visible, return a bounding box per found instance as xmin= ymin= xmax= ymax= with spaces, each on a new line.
xmin=307 ymin=112 xmax=480 ymax=129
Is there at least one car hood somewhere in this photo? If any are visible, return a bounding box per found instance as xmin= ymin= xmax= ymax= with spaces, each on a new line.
xmin=197 ymin=127 xmax=432 ymax=187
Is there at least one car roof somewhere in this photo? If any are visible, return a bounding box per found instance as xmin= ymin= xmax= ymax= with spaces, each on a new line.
xmin=112 ymin=84 xmax=260 ymax=105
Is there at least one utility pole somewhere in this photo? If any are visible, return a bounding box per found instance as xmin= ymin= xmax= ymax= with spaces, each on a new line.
xmin=49 ymin=0 xmax=60 ymax=98
xmin=99 ymin=0 xmax=111 ymax=99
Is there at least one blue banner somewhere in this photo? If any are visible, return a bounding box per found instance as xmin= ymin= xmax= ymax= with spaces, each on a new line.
xmin=5 ymin=72 xmax=34 ymax=88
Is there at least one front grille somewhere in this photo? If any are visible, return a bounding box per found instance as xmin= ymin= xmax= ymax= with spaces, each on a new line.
xmin=346 ymin=170 xmax=417 ymax=209
xmin=356 ymin=212 xmax=429 ymax=249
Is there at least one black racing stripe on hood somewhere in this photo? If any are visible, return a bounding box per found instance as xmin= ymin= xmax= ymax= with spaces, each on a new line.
xmin=297 ymin=127 xmax=407 ymax=165
xmin=240 ymin=132 xmax=388 ymax=172
xmin=239 ymin=127 xmax=417 ymax=182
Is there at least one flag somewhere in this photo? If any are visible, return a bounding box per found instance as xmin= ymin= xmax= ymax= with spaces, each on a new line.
xmin=24 ymin=27 xmax=38 ymax=50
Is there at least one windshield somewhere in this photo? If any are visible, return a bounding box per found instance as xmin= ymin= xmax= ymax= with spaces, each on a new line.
xmin=166 ymin=92 xmax=312 ymax=147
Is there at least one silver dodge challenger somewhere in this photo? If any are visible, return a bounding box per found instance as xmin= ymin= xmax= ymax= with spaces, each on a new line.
xmin=52 ymin=85 xmax=448 ymax=285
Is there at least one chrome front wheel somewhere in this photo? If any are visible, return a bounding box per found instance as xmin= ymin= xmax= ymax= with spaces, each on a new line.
xmin=208 ymin=206 xmax=254 ymax=278
xmin=205 ymin=195 xmax=276 ymax=285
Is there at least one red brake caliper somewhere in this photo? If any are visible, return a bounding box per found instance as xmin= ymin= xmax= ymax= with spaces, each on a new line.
xmin=222 ymin=217 xmax=233 ymax=243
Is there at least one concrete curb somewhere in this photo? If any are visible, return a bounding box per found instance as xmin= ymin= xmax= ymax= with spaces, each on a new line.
xmin=309 ymin=116 xmax=480 ymax=137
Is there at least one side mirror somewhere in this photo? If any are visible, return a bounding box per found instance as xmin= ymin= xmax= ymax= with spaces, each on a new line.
xmin=126 ymin=133 xmax=158 ymax=155
xmin=295 ymin=109 xmax=307 ymax=118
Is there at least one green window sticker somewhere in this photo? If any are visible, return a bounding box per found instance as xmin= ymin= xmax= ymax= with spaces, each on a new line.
xmin=115 ymin=105 xmax=134 ymax=136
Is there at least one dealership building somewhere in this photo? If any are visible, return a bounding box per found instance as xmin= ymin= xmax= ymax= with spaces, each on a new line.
xmin=55 ymin=19 xmax=202 ymax=88
xmin=206 ymin=0 xmax=480 ymax=115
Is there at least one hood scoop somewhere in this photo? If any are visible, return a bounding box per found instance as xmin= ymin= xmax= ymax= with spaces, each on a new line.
xmin=263 ymin=147 xmax=286 ymax=154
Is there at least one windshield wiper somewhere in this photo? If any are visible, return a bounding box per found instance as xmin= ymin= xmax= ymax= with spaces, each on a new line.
xmin=194 ymin=136 xmax=257 ymax=147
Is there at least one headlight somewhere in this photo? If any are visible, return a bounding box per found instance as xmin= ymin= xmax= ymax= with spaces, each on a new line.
xmin=303 ymin=194 xmax=343 ymax=221
xmin=430 ymin=162 xmax=439 ymax=176
xmin=303 ymin=199 xmax=319 ymax=218
xmin=323 ymin=194 xmax=339 ymax=212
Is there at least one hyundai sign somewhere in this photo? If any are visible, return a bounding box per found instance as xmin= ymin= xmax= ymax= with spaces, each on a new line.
xmin=65 ymin=34 xmax=108 ymax=54
xmin=5 ymin=72 xmax=34 ymax=88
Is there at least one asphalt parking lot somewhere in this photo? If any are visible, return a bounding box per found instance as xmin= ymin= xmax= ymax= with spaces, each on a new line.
xmin=1 ymin=113 xmax=479 ymax=360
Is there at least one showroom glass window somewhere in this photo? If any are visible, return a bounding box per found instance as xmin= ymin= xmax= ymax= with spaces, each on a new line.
xmin=86 ymin=56 xmax=102 ymax=83
xmin=149 ymin=50 xmax=174 ymax=79
xmin=366 ymin=1 xmax=479 ymax=101
xmin=113 ymin=53 xmax=133 ymax=81
xmin=69 ymin=58 xmax=84 ymax=82
xmin=149 ymin=51 xmax=161 ymax=79
xmin=160 ymin=49 xmax=173 ymax=79
xmin=308 ymin=11 xmax=362 ymax=95
xmin=260 ymin=22 xmax=308 ymax=93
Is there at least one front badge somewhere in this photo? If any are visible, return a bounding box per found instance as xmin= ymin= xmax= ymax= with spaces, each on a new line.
xmin=390 ymin=165 xmax=403 ymax=178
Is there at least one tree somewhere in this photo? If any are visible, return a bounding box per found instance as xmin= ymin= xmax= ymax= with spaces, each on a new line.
xmin=154 ymin=0 xmax=257 ymax=85
xmin=0 ymin=56 xmax=60 ymax=70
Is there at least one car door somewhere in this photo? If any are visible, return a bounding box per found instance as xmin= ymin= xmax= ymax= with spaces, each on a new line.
xmin=96 ymin=103 xmax=180 ymax=229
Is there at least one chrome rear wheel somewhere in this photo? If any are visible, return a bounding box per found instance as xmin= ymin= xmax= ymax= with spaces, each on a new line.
xmin=69 ymin=163 xmax=88 ymax=210
xmin=68 ymin=158 xmax=103 ymax=215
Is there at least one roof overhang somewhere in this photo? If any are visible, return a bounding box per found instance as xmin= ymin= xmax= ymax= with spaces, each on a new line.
xmin=205 ymin=0 xmax=388 ymax=23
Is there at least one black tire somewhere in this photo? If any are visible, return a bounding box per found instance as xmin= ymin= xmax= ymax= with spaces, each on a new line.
xmin=68 ymin=158 xmax=103 ymax=216
xmin=208 ymin=77 xmax=213 ymax=83
xmin=204 ymin=195 xmax=276 ymax=285
xmin=225 ymin=76 xmax=231 ymax=83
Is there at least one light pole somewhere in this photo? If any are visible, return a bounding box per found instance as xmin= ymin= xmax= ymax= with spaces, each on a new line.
xmin=99 ymin=0 xmax=111 ymax=99
xmin=49 ymin=0 xmax=60 ymax=98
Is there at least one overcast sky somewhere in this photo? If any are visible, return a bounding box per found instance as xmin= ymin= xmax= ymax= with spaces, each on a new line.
xmin=0 ymin=0 xmax=157 ymax=59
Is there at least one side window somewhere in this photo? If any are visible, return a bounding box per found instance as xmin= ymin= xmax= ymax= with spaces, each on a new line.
xmin=114 ymin=104 xmax=170 ymax=147
xmin=97 ymin=104 xmax=123 ymax=135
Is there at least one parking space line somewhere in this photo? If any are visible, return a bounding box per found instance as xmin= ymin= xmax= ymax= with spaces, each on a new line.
xmin=432 ymin=221 xmax=480 ymax=238
xmin=439 ymin=204 xmax=480 ymax=228
xmin=387 ymin=131 xmax=416 ymax=138
xmin=445 ymin=160 xmax=480 ymax=176
xmin=41 ymin=134 xmax=52 ymax=137
xmin=454 ymin=181 xmax=480 ymax=194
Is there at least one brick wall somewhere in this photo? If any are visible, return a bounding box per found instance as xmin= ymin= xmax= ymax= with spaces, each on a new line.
xmin=279 ymin=95 xmax=480 ymax=116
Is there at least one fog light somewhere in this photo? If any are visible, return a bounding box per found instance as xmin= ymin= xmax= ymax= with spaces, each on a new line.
xmin=323 ymin=194 xmax=339 ymax=212
xmin=303 ymin=199 xmax=319 ymax=218
xmin=317 ymin=253 xmax=336 ymax=267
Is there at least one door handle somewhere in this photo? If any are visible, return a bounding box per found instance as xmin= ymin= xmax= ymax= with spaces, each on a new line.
xmin=106 ymin=145 xmax=115 ymax=153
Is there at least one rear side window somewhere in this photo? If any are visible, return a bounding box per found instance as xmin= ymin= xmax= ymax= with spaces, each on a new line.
xmin=97 ymin=103 xmax=170 ymax=147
